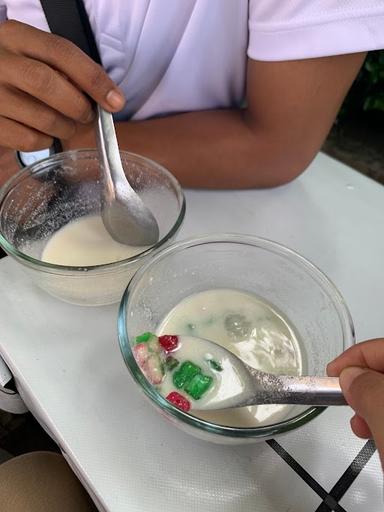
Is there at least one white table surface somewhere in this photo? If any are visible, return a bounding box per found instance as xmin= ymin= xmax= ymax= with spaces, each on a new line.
xmin=1 ymin=153 xmax=383 ymax=512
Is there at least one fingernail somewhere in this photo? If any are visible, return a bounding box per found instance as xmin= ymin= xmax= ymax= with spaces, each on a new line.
xmin=106 ymin=89 xmax=125 ymax=110
xmin=340 ymin=367 xmax=366 ymax=392
xmin=326 ymin=361 xmax=337 ymax=377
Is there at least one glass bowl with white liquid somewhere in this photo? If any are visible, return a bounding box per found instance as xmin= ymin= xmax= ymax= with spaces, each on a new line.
xmin=118 ymin=234 xmax=355 ymax=444
xmin=0 ymin=150 xmax=185 ymax=305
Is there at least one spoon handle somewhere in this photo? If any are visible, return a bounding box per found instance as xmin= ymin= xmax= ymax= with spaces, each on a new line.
xmin=96 ymin=106 xmax=133 ymax=196
xmin=246 ymin=374 xmax=347 ymax=407
xmin=275 ymin=375 xmax=346 ymax=406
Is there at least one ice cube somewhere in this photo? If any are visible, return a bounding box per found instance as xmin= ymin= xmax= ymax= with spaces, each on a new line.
xmin=224 ymin=313 xmax=252 ymax=339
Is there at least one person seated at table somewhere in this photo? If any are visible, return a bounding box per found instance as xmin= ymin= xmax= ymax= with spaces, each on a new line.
xmin=0 ymin=1 xmax=383 ymax=189
xmin=0 ymin=1 xmax=384 ymax=510
xmin=0 ymin=337 xmax=384 ymax=511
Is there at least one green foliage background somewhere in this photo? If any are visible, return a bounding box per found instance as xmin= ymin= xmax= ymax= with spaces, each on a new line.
xmin=342 ymin=50 xmax=384 ymax=117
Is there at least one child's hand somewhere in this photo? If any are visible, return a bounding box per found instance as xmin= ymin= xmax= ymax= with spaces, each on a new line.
xmin=327 ymin=339 xmax=384 ymax=468
xmin=0 ymin=20 xmax=125 ymax=151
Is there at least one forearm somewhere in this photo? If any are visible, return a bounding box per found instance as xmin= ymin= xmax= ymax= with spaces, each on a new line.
xmin=65 ymin=109 xmax=309 ymax=189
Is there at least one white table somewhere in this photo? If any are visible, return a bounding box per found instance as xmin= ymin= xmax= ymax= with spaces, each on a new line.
xmin=0 ymin=153 xmax=383 ymax=512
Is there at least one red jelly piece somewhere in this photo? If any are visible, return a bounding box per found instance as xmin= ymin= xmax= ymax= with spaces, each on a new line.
xmin=166 ymin=391 xmax=191 ymax=412
xmin=159 ymin=335 xmax=179 ymax=353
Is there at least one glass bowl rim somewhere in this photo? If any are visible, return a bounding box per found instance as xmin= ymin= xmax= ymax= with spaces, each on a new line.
xmin=118 ymin=233 xmax=355 ymax=439
xmin=0 ymin=149 xmax=186 ymax=274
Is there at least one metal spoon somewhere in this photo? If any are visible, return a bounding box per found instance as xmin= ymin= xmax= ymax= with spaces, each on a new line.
xmin=96 ymin=106 xmax=159 ymax=246
xmin=171 ymin=336 xmax=346 ymax=410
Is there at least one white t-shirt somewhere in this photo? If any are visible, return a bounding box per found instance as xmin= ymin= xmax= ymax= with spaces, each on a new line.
xmin=1 ymin=0 xmax=384 ymax=121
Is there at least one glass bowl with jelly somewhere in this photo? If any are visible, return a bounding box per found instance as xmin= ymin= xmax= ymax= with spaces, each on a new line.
xmin=118 ymin=234 xmax=355 ymax=444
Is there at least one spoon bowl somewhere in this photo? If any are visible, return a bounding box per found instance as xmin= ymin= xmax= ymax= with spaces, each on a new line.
xmin=96 ymin=106 xmax=159 ymax=246
xmin=146 ymin=335 xmax=347 ymax=411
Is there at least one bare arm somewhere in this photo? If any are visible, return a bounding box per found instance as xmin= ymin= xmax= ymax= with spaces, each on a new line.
xmin=66 ymin=53 xmax=365 ymax=189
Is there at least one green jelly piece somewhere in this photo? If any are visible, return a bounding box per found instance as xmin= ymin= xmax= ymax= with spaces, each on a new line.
xmin=185 ymin=373 xmax=213 ymax=400
xmin=173 ymin=361 xmax=201 ymax=389
xmin=208 ymin=359 xmax=223 ymax=372
xmin=135 ymin=332 xmax=154 ymax=344
xmin=165 ymin=356 xmax=179 ymax=371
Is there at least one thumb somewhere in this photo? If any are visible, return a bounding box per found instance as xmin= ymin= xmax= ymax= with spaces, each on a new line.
xmin=340 ymin=367 xmax=384 ymax=454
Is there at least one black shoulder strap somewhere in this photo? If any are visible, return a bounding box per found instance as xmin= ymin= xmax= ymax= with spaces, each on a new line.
xmin=40 ymin=0 xmax=101 ymax=64
xmin=39 ymin=0 xmax=101 ymax=153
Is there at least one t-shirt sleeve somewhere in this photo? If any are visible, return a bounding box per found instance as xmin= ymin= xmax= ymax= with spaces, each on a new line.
xmin=248 ymin=0 xmax=384 ymax=61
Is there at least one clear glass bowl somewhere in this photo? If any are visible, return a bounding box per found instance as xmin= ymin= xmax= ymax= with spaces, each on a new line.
xmin=0 ymin=150 xmax=185 ymax=306
xmin=118 ymin=234 xmax=355 ymax=444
